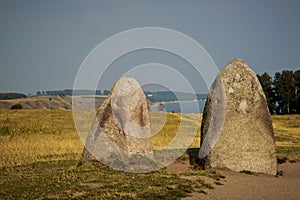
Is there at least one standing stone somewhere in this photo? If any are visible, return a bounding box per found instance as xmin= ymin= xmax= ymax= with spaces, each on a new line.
xmin=200 ymin=59 xmax=277 ymax=175
xmin=82 ymin=77 xmax=153 ymax=172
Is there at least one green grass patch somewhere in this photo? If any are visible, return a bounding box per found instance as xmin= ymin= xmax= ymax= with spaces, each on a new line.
xmin=276 ymin=156 xmax=288 ymax=164
xmin=240 ymin=170 xmax=255 ymax=175
xmin=0 ymin=160 xmax=216 ymax=199
xmin=215 ymin=181 xmax=224 ymax=186
xmin=181 ymin=170 xmax=225 ymax=181
xmin=276 ymin=170 xmax=283 ymax=177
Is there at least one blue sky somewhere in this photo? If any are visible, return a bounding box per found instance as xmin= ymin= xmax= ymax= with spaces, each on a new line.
xmin=0 ymin=0 xmax=299 ymax=94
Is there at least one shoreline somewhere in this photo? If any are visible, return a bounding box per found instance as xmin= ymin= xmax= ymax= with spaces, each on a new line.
xmin=150 ymin=99 xmax=206 ymax=105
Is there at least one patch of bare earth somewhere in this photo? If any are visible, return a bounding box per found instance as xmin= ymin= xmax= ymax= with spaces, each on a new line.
xmin=182 ymin=162 xmax=300 ymax=200
xmin=167 ymin=159 xmax=192 ymax=174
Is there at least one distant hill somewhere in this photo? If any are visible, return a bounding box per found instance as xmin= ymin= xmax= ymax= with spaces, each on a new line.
xmin=0 ymin=96 xmax=106 ymax=110
xmin=0 ymin=96 xmax=71 ymax=110
xmin=0 ymin=93 xmax=27 ymax=100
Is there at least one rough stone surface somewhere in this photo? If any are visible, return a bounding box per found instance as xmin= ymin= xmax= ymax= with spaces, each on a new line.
xmin=200 ymin=58 xmax=277 ymax=175
xmin=81 ymin=77 xmax=153 ymax=172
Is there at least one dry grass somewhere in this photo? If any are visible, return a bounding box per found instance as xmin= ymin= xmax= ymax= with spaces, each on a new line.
xmin=0 ymin=110 xmax=83 ymax=167
xmin=1 ymin=110 xmax=299 ymax=167
xmin=150 ymin=112 xmax=201 ymax=150
xmin=0 ymin=110 xmax=202 ymax=167
xmin=272 ymin=114 xmax=300 ymax=161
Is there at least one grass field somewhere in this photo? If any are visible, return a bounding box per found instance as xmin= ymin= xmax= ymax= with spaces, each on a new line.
xmin=272 ymin=114 xmax=300 ymax=162
xmin=0 ymin=110 xmax=299 ymax=199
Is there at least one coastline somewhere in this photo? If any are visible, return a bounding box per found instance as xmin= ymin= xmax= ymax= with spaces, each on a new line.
xmin=150 ymin=99 xmax=206 ymax=105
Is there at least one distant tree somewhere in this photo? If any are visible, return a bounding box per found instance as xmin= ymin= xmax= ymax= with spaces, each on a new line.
xmin=273 ymin=72 xmax=283 ymax=114
xmin=273 ymin=70 xmax=296 ymax=114
xmin=95 ymin=90 xmax=102 ymax=95
xmin=258 ymin=69 xmax=300 ymax=114
xmin=11 ymin=103 xmax=23 ymax=110
xmin=257 ymin=72 xmax=275 ymax=114
xmin=0 ymin=93 xmax=27 ymax=100
xmin=63 ymin=89 xmax=73 ymax=96
xmin=103 ymin=90 xmax=110 ymax=95
xmin=293 ymin=70 xmax=300 ymax=113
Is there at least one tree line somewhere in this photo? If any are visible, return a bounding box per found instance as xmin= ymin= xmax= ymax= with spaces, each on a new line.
xmin=35 ymin=89 xmax=110 ymax=96
xmin=0 ymin=93 xmax=27 ymax=100
xmin=257 ymin=70 xmax=300 ymax=114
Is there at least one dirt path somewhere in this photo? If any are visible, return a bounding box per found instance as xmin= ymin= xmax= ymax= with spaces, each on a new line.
xmin=183 ymin=162 xmax=300 ymax=200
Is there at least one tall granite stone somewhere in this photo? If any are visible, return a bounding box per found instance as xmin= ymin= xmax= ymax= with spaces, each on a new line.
xmin=200 ymin=59 xmax=277 ymax=175
xmin=81 ymin=77 xmax=153 ymax=172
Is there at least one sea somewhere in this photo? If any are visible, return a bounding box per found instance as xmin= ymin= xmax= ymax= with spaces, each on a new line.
xmin=150 ymin=100 xmax=206 ymax=114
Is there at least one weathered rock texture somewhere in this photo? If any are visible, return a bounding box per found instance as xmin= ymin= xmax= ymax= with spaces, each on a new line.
xmin=82 ymin=77 xmax=153 ymax=172
xmin=200 ymin=59 xmax=277 ymax=175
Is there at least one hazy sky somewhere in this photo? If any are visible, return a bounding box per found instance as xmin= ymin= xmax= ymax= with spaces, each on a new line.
xmin=0 ymin=0 xmax=299 ymax=94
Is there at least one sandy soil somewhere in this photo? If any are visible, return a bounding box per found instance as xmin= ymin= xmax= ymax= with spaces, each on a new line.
xmin=168 ymin=161 xmax=300 ymax=200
